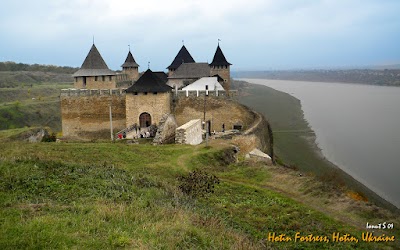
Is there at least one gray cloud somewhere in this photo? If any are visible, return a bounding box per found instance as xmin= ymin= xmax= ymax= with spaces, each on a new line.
xmin=1 ymin=0 xmax=399 ymax=70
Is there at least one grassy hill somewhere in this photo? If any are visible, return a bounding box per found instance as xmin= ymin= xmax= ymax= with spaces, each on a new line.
xmin=0 ymin=71 xmax=399 ymax=248
xmin=0 ymin=81 xmax=72 ymax=131
xmin=0 ymin=129 xmax=399 ymax=249
xmin=0 ymin=61 xmax=75 ymax=131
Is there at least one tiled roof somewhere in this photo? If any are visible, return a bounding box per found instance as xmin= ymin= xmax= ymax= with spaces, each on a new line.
xmin=125 ymin=69 xmax=172 ymax=93
xmin=73 ymin=44 xmax=115 ymax=77
xmin=210 ymin=45 xmax=231 ymax=67
xmin=168 ymin=63 xmax=210 ymax=79
xmin=167 ymin=45 xmax=195 ymax=70
xmin=121 ymin=51 xmax=139 ymax=68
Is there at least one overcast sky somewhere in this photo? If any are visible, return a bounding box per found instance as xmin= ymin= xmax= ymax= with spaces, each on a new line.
xmin=1 ymin=0 xmax=399 ymax=71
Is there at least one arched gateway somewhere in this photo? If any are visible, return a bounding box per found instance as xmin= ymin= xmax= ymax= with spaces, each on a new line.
xmin=139 ymin=112 xmax=151 ymax=127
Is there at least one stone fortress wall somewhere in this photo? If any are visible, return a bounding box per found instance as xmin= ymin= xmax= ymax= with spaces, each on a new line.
xmin=175 ymin=119 xmax=203 ymax=145
xmin=60 ymin=89 xmax=126 ymax=139
xmin=61 ymin=88 xmax=248 ymax=142
xmin=173 ymin=92 xmax=252 ymax=132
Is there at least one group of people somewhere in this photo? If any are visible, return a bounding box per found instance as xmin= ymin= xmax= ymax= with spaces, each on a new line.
xmin=117 ymin=124 xmax=157 ymax=140
xmin=135 ymin=131 xmax=151 ymax=139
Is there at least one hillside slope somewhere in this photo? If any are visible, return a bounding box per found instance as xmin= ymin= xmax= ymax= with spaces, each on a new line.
xmin=0 ymin=137 xmax=398 ymax=249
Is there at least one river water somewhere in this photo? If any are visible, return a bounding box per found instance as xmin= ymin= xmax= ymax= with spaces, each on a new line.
xmin=241 ymin=79 xmax=400 ymax=208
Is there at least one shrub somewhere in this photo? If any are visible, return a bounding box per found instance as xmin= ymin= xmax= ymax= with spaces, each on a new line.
xmin=41 ymin=132 xmax=56 ymax=142
xmin=177 ymin=170 xmax=220 ymax=198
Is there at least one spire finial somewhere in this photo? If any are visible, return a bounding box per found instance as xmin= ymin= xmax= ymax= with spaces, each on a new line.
xmin=218 ymin=39 xmax=221 ymax=46
xmin=148 ymin=61 xmax=150 ymax=69
xmin=182 ymin=39 xmax=184 ymax=46
xmin=128 ymin=44 xmax=130 ymax=52
xmin=93 ymin=35 xmax=95 ymax=45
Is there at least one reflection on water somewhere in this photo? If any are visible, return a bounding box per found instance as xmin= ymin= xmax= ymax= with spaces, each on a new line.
xmin=243 ymin=79 xmax=400 ymax=208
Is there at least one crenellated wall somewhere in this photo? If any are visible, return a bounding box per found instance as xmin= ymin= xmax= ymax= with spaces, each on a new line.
xmin=61 ymin=89 xmax=126 ymax=140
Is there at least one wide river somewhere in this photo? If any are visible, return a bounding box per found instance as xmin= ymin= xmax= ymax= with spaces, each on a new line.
xmin=241 ymin=79 xmax=400 ymax=208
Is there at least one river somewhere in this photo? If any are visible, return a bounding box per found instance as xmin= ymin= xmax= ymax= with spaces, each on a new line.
xmin=241 ymin=79 xmax=400 ymax=208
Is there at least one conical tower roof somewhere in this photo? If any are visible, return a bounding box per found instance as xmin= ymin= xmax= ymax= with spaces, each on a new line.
xmin=167 ymin=45 xmax=195 ymax=70
xmin=125 ymin=69 xmax=171 ymax=93
xmin=210 ymin=45 xmax=231 ymax=67
xmin=72 ymin=44 xmax=115 ymax=77
xmin=121 ymin=50 xmax=139 ymax=68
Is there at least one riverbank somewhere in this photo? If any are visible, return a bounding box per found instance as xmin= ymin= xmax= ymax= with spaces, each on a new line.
xmin=232 ymin=69 xmax=400 ymax=86
xmin=237 ymin=81 xmax=399 ymax=212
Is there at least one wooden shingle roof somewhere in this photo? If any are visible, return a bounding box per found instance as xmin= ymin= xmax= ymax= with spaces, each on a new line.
xmin=72 ymin=44 xmax=115 ymax=77
xmin=167 ymin=45 xmax=195 ymax=70
xmin=121 ymin=51 xmax=139 ymax=68
xmin=125 ymin=69 xmax=172 ymax=93
xmin=210 ymin=45 xmax=231 ymax=67
xmin=168 ymin=63 xmax=210 ymax=79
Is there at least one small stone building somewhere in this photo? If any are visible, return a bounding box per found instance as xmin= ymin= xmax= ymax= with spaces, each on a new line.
xmin=72 ymin=44 xmax=116 ymax=89
xmin=125 ymin=69 xmax=172 ymax=128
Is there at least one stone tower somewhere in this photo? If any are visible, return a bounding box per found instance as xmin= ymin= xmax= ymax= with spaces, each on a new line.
xmin=125 ymin=69 xmax=172 ymax=128
xmin=121 ymin=49 xmax=139 ymax=82
xmin=72 ymin=44 xmax=116 ymax=89
xmin=209 ymin=44 xmax=232 ymax=91
xmin=167 ymin=45 xmax=195 ymax=76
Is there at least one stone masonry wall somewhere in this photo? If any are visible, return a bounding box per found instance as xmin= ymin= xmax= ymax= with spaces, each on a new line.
xmin=125 ymin=92 xmax=172 ymax=127
xmin=174 ymin=96 xmax=254 ymax=133
xmin=210 ymin=66 xmax=230 ymax=91
xmin=74 ymin=76 xmax=116 ymax=89
xmin=175 ymin=119 xmax=202 ymax=145
xmin=61 ymin=89 xmax=126 ymax=139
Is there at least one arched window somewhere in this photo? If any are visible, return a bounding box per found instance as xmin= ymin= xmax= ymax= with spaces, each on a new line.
xmin=139 ymin=112 xmax=151 ymax=128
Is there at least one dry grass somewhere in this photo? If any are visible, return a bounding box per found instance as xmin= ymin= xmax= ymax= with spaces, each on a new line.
xmin=259 ymin=164 xmax=400 ymax=231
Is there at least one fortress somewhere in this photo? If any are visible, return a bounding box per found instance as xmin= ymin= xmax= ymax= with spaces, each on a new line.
xmin=60 ymin=42 xmax=273 ymax=159
xmin=61 ymin=43 xmax=238 ymax=138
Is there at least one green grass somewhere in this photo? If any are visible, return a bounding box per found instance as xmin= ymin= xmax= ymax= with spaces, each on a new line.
xmin=0 ymin=141 xmax=399 ymax=249
xmin=0 ymin=83 xmax=72 ymax=131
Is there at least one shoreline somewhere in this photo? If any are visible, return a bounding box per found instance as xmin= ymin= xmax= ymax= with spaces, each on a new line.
xmin=236 ymin=80 xmax=399 ymax=212
xmin=233 ymin=73 xmax=400 ymax=87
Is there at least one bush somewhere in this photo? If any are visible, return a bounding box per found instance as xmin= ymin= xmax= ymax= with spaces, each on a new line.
xmin=41 ymin=132 xmax=57 ymax=142
xmin=177 ymin=170 xmax=220 ymax=198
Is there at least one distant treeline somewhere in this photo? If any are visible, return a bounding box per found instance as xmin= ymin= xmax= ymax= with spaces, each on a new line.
xmin=0 ymin=61 xmax=78 ymax=74
xmin=233 ymin=69 xmax=400 ymax=86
